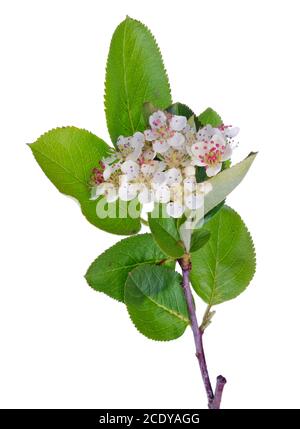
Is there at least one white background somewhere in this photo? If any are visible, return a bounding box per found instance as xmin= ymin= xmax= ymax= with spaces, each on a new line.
xmin=1 ymin=0 xmax=299 ymax=409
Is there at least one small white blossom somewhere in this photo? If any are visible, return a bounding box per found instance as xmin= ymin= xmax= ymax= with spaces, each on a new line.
xmin=117 ymin=132 xmax=144 ymax=161
xmin=121 ymin=160 xmax=140 ymax=180
xmin=91 ymin=182 xmax=118 ymax=202
xmin=166 ymin=201 xmax=185 ymax=218
xmin=144 ymin=110 xmax=187 ymax=154
xmin=191 ymin=134 xmax=232 ymax=177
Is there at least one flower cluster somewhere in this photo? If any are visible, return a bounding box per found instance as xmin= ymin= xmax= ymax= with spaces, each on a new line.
xmin=90 ymin=110 xmax=239 ymax=218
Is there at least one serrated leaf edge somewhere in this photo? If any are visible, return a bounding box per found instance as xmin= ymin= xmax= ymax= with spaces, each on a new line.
xmin=104 ymin=16 xmax=172 ymax=144
xmin=84 ymin=233 xmax=168 ymax=302
xmin=197 ymin=205 xmax=256 ymax=306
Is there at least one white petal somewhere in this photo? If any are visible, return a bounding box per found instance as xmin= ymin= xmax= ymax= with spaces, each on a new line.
xmin=141 ymin=163 xmax=156 ymax=176
xmin=221 ymin=144 xmax=232 ymax=161
xmin=170 ymin=115 xmax=187 ymax=131
xmin=152 ymin=171 xmax=167 ymax=186
xmin=212 ymin=128 xmax=223 ymax=137
xmin=144 ymin=129 xmax=157 ymax=141
xmin=167 ymin=132 xmax=185 ymax=148
xmin=154 ymin=185 xmax=171 ymax=203
xmin=206 ymin=163 xmax=222 ymax=177
xmin=91 ymin=183 xmax=117 ymax=201
xmin=166 ymin=202 xmax=185 ymax=218
xmin=156 ymin=161 xmax=166 ymax=172
xmin=197 ymin=181 xmax=213 ymax=195
xmin=132 ymin=131 xmax=145 ymax=145
xmin=183 ymin=165 xmax=196 ymax=177
xmin=212 ymin=134 xmax=226 ymax=147
xmin=153 ymin=139 xmax=170 ymax=153
xmin=185 ymin=194 xmax=204 ymax=210
xmin=149 ymin=111 xmax=167 ymax=128
xmin=118 ymin=183 xmax=138 ymax=201
xmin=170 ymin=183 xmax=183 ymax=203
xmin=103 ymin=165 xmax=112 ymax=181
xmin=191 ymin=141 xmax=207 ymax=157
xmin=105 ymin=189 xmax=118 ymax=203
xmin=191 ymin=157 xmax=207 ymax=167
xmin=142 ymin=147 xmax=156 ymax=160
xmin=138 ymin=186 xmax=154 ymax=204
xmin=197 ymin=124 xmax=214 ymax=141
xmin=126 ymin=132 xmax=144 ymax=161
xmin=121 ymin=160 xmax=140 ymax=179
xmin=224 ymin=126 xmax=239 ymax=138
xmin=165 ymin=167 xmax=182 ymax=185
xmin=116 ymin=135 xmax=131 ymax=152
xmin=119 ymin=174 xmax=129 ymax=186
xmin=126 ymin=150 xmax=141 ymax=161
xmin=184 ymin=176 xmax=196 ymax=191
xmin=116 ymin=135 xmax=125 ymax=146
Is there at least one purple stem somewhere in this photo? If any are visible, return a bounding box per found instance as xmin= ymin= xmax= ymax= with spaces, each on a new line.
xmin=180 ymin=262 xmax=226 ymax=409
xmin=211 ymin=376 xmax=227 ymax=409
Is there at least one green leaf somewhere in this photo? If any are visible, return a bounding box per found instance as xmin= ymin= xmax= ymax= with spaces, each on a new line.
xmin=203 ymin=152 xmax=257 ymax=217
xmin=85 ymin=233 xmax=169 ymax=302
xmin=195 ymin=165 xmax=208 ymax=183
xmin=142 ymin=102 xmax=158 ymax=124
xmin=148 ymin=205 xmax=185 ymax=258
xmin=188 ymin=114 xmax=201 ymax=131
xmin=125 ymin=265 xmax=189 ymax=341
xmin=190 ymin=206 xmax=256 ymax=305
xmin=105 ymin=16 xmax=172 ymax=143
xmin=29 ymin=127 xmax=141 ymax=235
xmin=81 ymin=198 xmax=141 ymax=235
xmin=204 ymin=201 xmax=225 ymax=224
xmin=190 ymin=229 xmax=211 ymax=253
xmin=198 ymin=107 xmax=223 ymax=127
xmin=166 ymin=102 xmax=194 ymax=119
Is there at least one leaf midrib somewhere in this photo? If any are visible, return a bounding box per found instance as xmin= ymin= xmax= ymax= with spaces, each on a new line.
xmin=98 ymin=258 xmax=164 ymax=275
xmin=146 ymin=295 xmax=189 ymax=324
xmin=130 ymin=274 xmax=189 ymax=324
xmin=122 ymin=18 xmax=135 ymax=134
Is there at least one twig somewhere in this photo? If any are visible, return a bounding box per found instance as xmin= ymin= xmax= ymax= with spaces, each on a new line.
xmin=179 ymin=257 xmax=226 ymax=409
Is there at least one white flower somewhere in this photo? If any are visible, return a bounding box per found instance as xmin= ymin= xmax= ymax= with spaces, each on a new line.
xmin=154 ymin=184 xmax=171 ymax=204
xmin=144 ymin=110 xmax=187 ymax=154
xmin=183 ymin=165 xmax=196 ymax=177
xmin=91 ymin=182 xmax=118 ymax=202
xmin=140 ymin=160 xmax=165 ymax=178
xmin=166 ymin=202 xmax=185 ymax=218
xmin=197 ymin=124 xmax=240 ymax=141
xmin=118 ymin=176 xmax=139 ymax=201
xmin=197 ymin=124 xmax=217 ymax=141
xmin=165 ymin=168 xmax=182 ymax=186
xmin=163 ymin=147 xmax=190 ymax=169
xmin=138 ymin=185 xmax=154 ymax=204
xmin=121 ymin=160 xmax=140 ymax=180
xmin=117 ymin=132 xmax=144 ymax=161
xmin=191 ymin=134 xmax=232 ymax=177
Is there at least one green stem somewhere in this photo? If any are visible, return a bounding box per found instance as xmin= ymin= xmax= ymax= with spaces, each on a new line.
xmin=140 ymin=217 xmax=149 ymax=226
